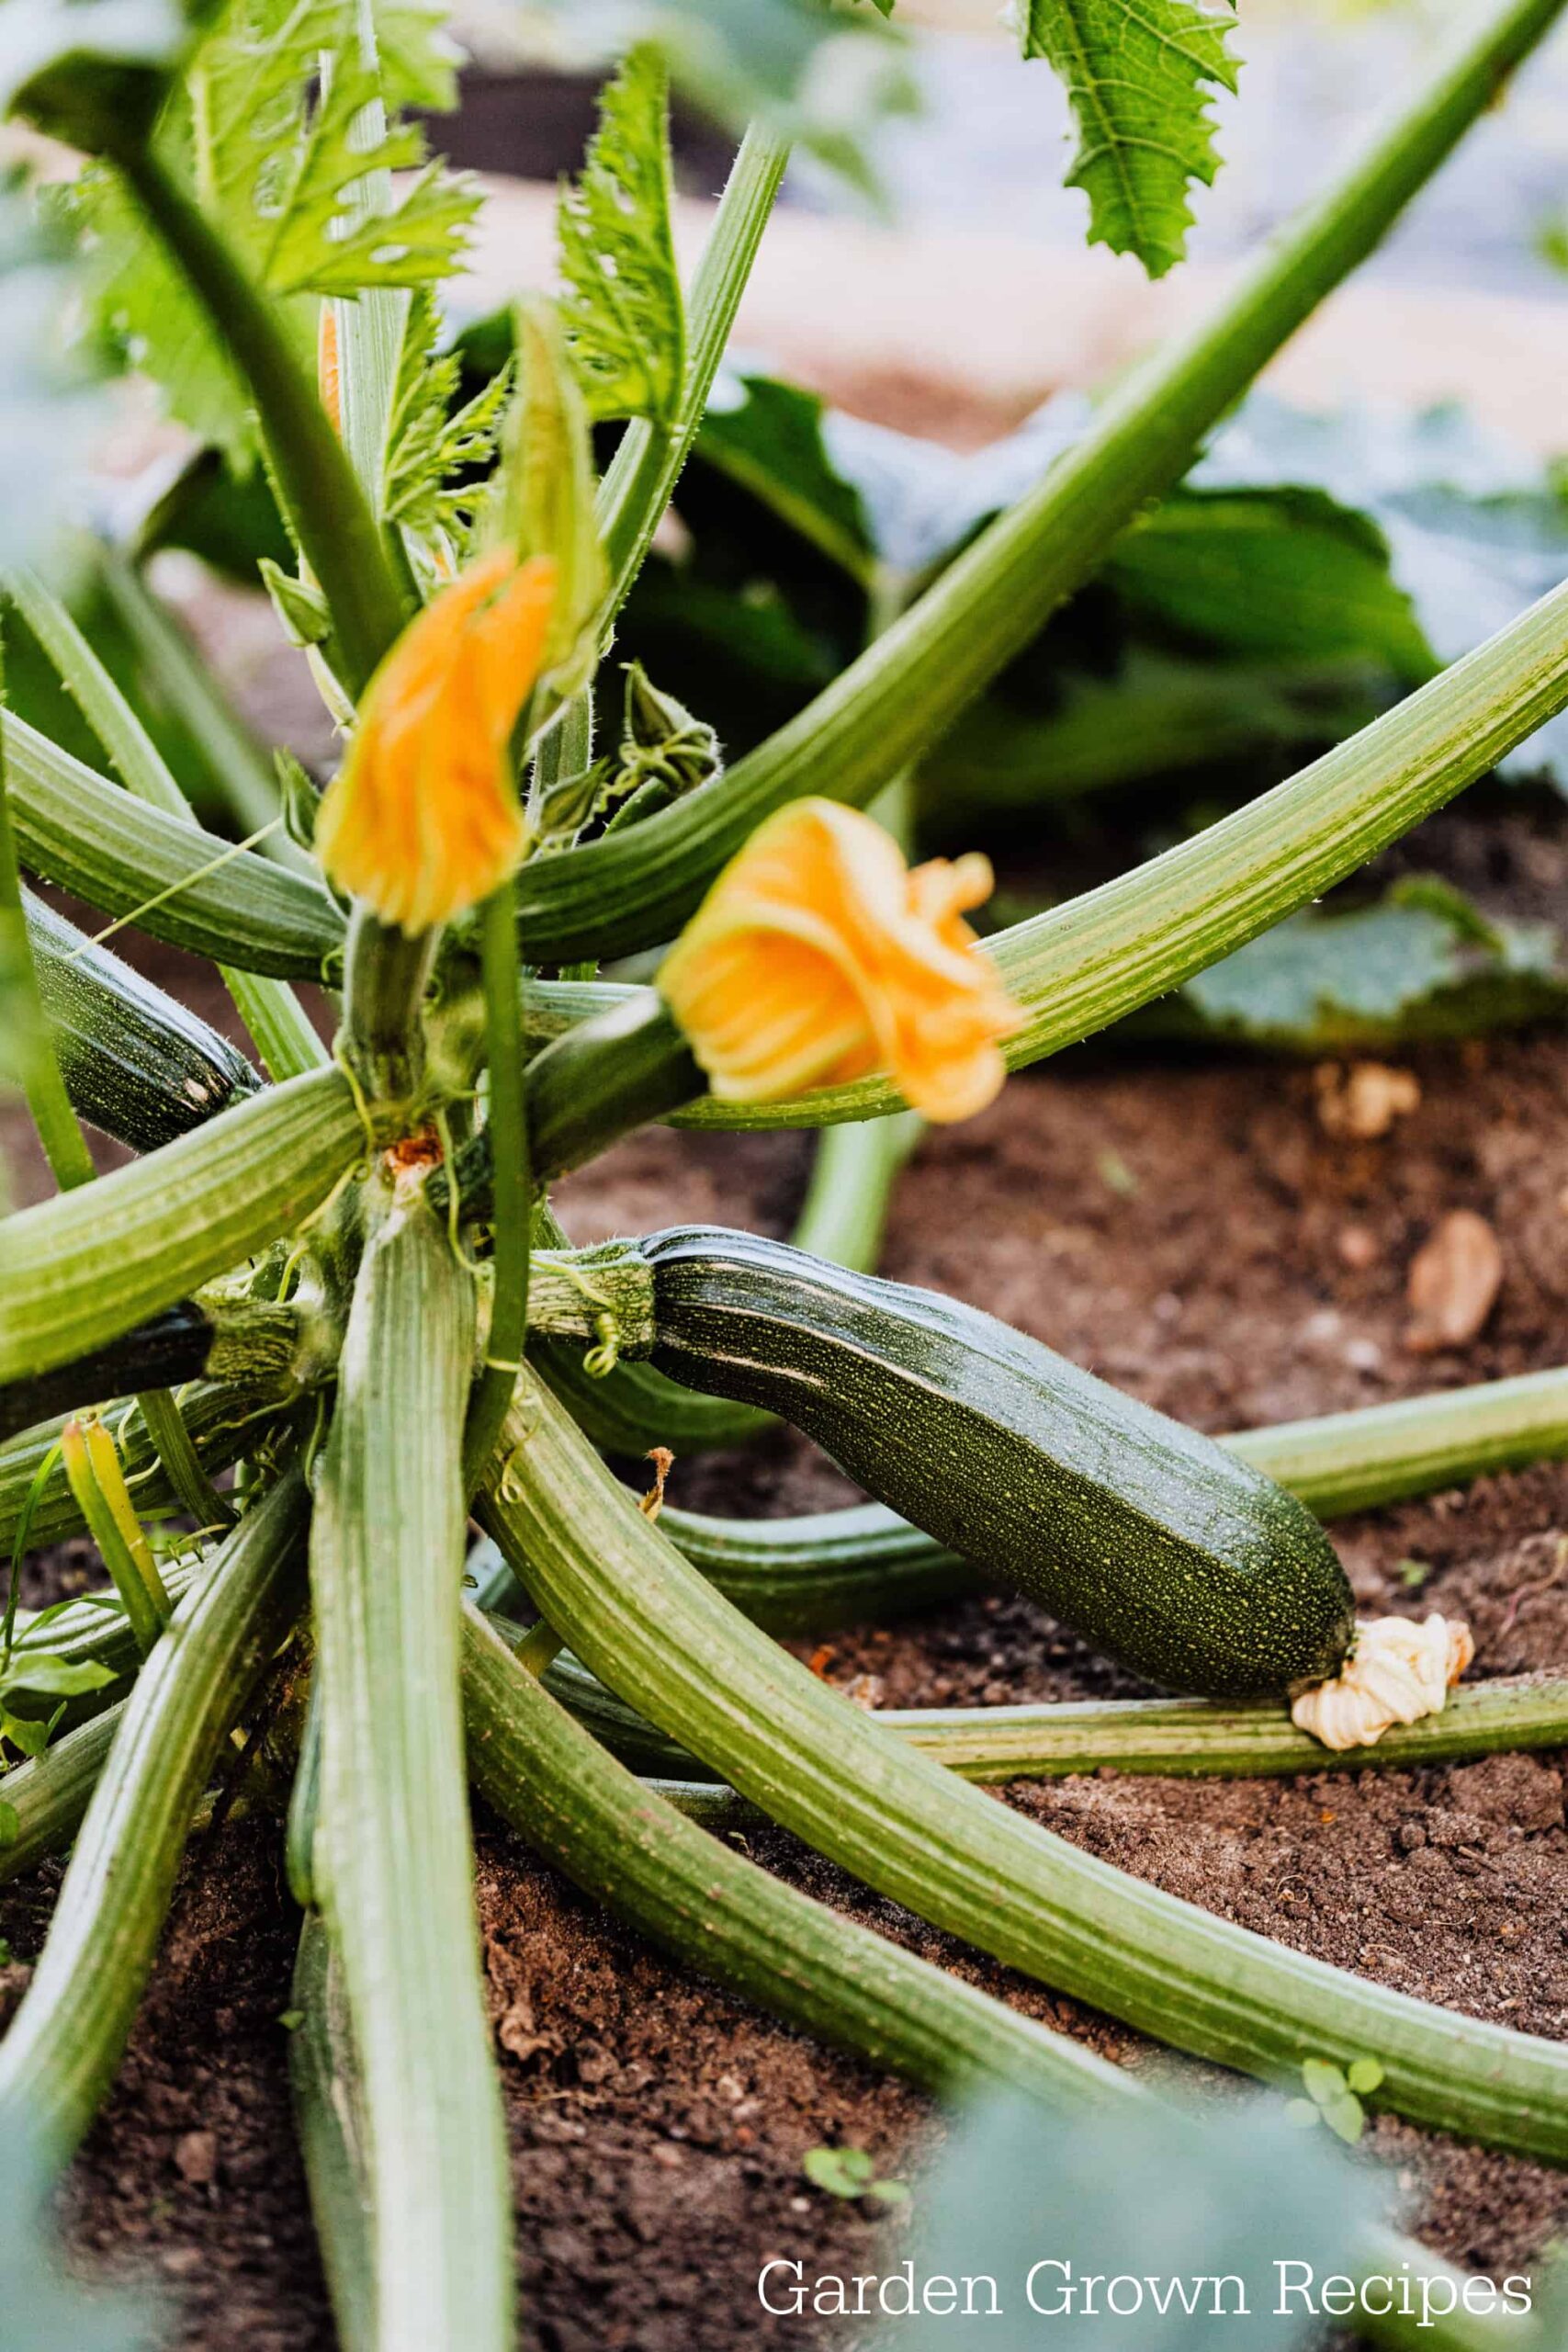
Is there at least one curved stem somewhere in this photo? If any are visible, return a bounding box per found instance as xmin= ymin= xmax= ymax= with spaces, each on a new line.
xmin=3 ymin=708 xmax=342 ymax=979
xmin=480 ymin=1370 xmax=1568 ymax=2162
xmin=137 ymin=1386 xmax=234 ymax=1530
xmin=461 ymin=1616 xmax=1551 ymax=2352
xmin=106 ymin=142 xmax=405 ymax=699
xmin=464 ymin=1601 xmax=1127 ymax=2109
xmin=21 ymin=552 xmax=325 ymax=1079
xmin=0 ymin=1066 xmax=367 ymax=1385
xmin=0 ymin=1470 xmax=307 ymax=2157
xmin=289 ymin=1911 xmax=377 ymax=2352
xmin=511 ymin=0 xmax=1568 ymax=966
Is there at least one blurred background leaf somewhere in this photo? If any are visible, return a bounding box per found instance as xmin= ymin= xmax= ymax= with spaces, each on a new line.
xmin=872 ymin=2089 xmax=1385 ymax=2352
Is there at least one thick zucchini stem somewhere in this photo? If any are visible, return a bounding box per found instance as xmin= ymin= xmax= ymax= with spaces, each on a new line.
xmin=479 ymin=1369 xmax=1568 ymax=2161
xmin=0 ymin=1470 xmax=307 ymax=2156
xmin=0 ymin=1067 xmax=368 ymax=1386
xmin=308 ymin=1181 xmax=513 ymax=2352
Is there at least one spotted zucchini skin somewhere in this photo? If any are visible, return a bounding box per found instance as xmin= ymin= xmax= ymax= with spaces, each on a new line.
xmin=28 ymin=892 xmax=261 ymax=1149
xmin=642 ymin=1225 xmax=1355 ymax=1702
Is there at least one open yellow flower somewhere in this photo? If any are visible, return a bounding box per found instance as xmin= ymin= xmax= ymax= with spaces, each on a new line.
xmin=314 ymin=548 xmax=557 ymax=933
xmin=659 ymin=798 xmax=1021 ymax=1123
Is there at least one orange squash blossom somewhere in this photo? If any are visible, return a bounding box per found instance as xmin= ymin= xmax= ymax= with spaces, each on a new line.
xmin=659 ymin=798 xmax=1022 ymax=1124
xmin=314 ymin=549 xmax=558 ymax=933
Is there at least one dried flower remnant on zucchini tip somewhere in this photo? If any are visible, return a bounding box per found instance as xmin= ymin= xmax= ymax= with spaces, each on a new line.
xmin=1292 ymin=1613 xmax=1474 ymax=1750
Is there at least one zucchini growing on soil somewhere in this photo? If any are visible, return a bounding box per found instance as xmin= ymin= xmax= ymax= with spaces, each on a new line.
xmin=639 ymin=1226 xmax=1355 ymax=1701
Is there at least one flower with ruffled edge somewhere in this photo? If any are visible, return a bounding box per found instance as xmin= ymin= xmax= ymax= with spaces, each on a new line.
xmin=659 ymin=798 xmax=1021 ymax=1123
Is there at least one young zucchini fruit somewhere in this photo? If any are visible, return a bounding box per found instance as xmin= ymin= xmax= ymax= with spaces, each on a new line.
xmin=639 ymin=1227 xmax=1355 ymax=1702
xmin=28 ymin=891 xmax=261 ymax=1149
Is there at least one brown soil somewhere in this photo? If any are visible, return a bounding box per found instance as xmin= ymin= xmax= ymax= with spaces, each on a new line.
xmin=10 ymin=796 xmax=1568 ymax=2342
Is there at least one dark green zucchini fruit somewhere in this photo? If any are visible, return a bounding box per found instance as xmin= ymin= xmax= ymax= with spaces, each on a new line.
xmin=640 ymin=1225 xmax=1355 ymax=1701
xmin=28 ymin=890 xmax=261 ymax=1149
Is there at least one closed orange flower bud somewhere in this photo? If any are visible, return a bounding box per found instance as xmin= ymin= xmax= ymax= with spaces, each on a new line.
xmin=659 ymin=798 xmax=1021 ymax=1123
xmin=314 ymin=548 xmax=557 ymax=933
xmin=319 ymin=305 xmax=341 ymax=433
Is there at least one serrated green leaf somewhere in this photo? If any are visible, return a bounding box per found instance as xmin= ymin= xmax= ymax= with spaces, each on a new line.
xmin=558 ymin=46 xmax=683 ymax=426
xmin=196 ymin=0 xmax=478 ymax=300
xmin=383 ymin=288 xmax=513 ymax=554
xmin=68 ymin=0 xmax=478 ymax=469
xmin=1015 ymin=0 xmax=1236 ymax=277
xmin=372 ymin=0 xmax=463 ymax=111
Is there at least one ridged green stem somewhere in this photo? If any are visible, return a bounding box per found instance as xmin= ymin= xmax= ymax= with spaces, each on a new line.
xmin=555 ymin=1666 xmax=1568 ymax=1792
xmin=3 ymin=709 xmax=341 ymax=978
xmin=436 ymin=992 xmax=700 ymax=1225
xmin=289 ymin=1912 xmax=376 ymax=2352
xmin=695 ymin=571 xmax=1568 ymax=1127
xmin=463 ymin=883 xmax=529 ymax=1492
xmin=887 ymin=1676 xmax=1568 ymax=1782
xmin=0 ymin=1065 xmax=367 ymax=1384
xmin=508 ymin=0 xmax=1568 ymax=966
xmin=462 ymin=1603 xmax=1126 ymax=2109
xmin=106 ymin=143 xmax=405 ymax=700
xmin=461 ymin=1615 xmax=1547 ymax=2352
xmin=658 ymin=1362 xmax=1568 ymax=1631
xmin=136 ymin=1385 xmax=233 ymax=1529
xmin=16 ymin=554 xmax=326 ymax=1081
xmin=0 ymin=650 xmax=96 ymax=1193
xmin=480 ymin=1370 xmax=1568 ymax=2161
xmin=309 ymin=1181 xmax=512 ymax=2352
xmin=94 ymin=547 xmax=293 ymax=843
xmin=0 ymin=1470 xmax=307 ymax=2158
xmin=595 ymin=122 xmax=791 ymax=621
xmin=339 ymin=908 xmax=432 ymax=1113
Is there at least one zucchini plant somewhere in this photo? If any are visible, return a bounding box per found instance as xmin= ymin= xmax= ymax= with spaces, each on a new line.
xmin=4 ymin=0 xmax=1568 ymax=2341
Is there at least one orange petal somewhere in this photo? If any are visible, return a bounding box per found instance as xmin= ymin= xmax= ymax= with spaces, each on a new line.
xmin=315 ymin=552 xmax=557 ymax=933
xmin=660 ymin=797 xmax=1022 ymax=1123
